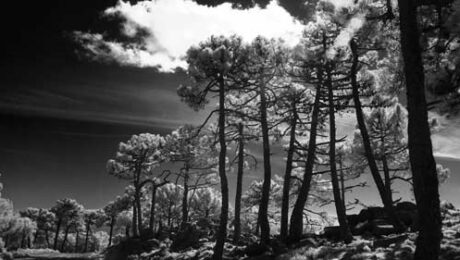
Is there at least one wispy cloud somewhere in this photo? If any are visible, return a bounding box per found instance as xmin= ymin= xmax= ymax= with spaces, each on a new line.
xmin=431 ymin=114 xmax=460 ymax=160
xmin=74 ymin=0 xmax=304 ymax=72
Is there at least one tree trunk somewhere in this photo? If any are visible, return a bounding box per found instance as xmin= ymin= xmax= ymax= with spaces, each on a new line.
xmin=53 ymin=218 xmax=62 ymax=250
xmin=45 ymin=229 xmax=50 ymax=248
xmin=233 ymin=123 xmax=244 ymax=244
xmin=84 ymin=222 xmax=90 ymax=252
xmin=61 ymin=225 xmax=70 ymax=252
xmin=381 ymin=143 xmax=394 ymax=204
xmin=349 ymin=39 xmax=404 ymax=232
xmin=75 ymin=230 xmax=79 ymax=252
xmin=149 ymin=186 xmax=157 ymax=231
xmin=326 ymin=63 xmax=353 ymax=244
xmin=135 ymin=187 xmax=143 ymax=234
xmin=125 ymin=225 xmax=130 ymax=238
xmin=398 ymin=1 xmax=442 ymax=259
xmin=132 ymin=199 xmax=138 ymax=237
xmin=288 ymin=79 xmax=322 ymax=243
xmin=181 ymin=168 xmax=189 ymax=227
xmin=21 ymin=229 xmax=26 ymax=248
xmin=339 ymin=156 xmax=346 ymax=211
xmin=212 ymin=76 xmax=229 ymax=260
xmin=281 ymin=100 xmax=298 ymax=242
xmin=33 ymin=229 xmax=39 ymax=247
xmin=167 ymin=202 xmax=172 ymax=230
xmin=257 ymin=80 xmax=272 ymax=244
xmin=108 ymin=217 xmax=115 ymax=247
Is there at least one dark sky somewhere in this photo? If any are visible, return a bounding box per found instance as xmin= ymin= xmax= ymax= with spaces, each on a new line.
xmin=0 ymin=0 xmax=206 ymax=210
xmin=1 ymin=0 xmax=459 ymax=213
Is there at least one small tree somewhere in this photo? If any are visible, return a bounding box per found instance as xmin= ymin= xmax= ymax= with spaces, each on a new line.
xmin=50 ymin=198 xmax=83 ymax=251
xmin=107 ymin=133 xmax=164 ymax=237
xmin=104 ymin=195 xmax=131 ymax=247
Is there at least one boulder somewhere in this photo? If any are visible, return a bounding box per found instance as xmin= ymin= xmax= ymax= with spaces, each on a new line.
xmin=396 ymin=201 xmax=417 ymax=212
xmin=358 ymin=207 xmax=387 ymax=222
xmin=170 ymin=223 xmax=201 ymax=252
xmin=323 ymin=226 xmax=342 ymax=240
xmin=346 ymin=214 xmax=360 ymax=228
xmin=373 ymin=234 xmax=409 ymax=248
xmin=104 ymin=237 xmax=160 ymax=260
xmin=372 ymin=224 xmax=396 ymax=236
xmin=244 ymin=242 xmax=272 ymax=257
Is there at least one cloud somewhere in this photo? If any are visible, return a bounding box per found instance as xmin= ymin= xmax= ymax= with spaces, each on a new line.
xmin=326 ymin=13 xmax=366 ymax=58
xmin=74 ymin=0 xmax=304 ymax=72
xmin=431 ymin=115 xmax=460 ymax=160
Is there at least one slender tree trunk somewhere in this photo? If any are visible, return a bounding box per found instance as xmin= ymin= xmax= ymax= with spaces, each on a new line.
xmin=84 ymin=222 xmax=90 ymax=252
xmin=398 ymin=1 xmax=442 ymax=259
xmin=53 ymin=218 xmax=62 ymax=250
xmin=181 ymin=168 xmax=189 ymax=227
xmin=33 ymin=229 xmax=39 ymax=247
xmin=158 ymin=216 xmax=163 ymax=235
xmin=149 ymin=186 xmax=157 ymax=231
xmin=258 ymin=80 xmax=272 ymax=244
xmin=45 ymin=229 xmax=50 ymax=248
xmin=108 ymin=217 xmax=115 ymax=247
xmin=135 ymin=187 xmax=143 ymax=234
xmin=339 ymin=156 xmax=346 ymax=211
xmin=213 ymin=76 xmax=229 ymax=260
xmin=281 ymin=100 xmax=298 ymax=242
xmin=349 ymin=39 xmax=404 ymax=232
xmin=289 ymin=79 xmax=322 ymax=243
xmin=132 ymin=199 xmax=138 ymax=237
xmin=21 ymin=229 xmax=26 ymax=248
xmin=125 ymin=225 xmax=130 ymax=238
xmin=233 ymin=123 xmax=244 ymax=244
xmin=381 ymin=145 xmax=393 ymax=204
xmin=61 ymin=225 xmax=70 ymax=252
xmin=4 ymin=235 xmax=9 ymax=249
xmin=75 ymin=230 xmax=79 ymax=252
xmin=326 ymin=63 xmax=353 ymax=243
xmin=167 ymin=203 xmax=172 ymax=230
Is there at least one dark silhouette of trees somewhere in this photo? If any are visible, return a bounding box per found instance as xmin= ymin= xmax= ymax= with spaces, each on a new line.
xmin=178 ymin=35 xmax=249 ymax=260
xmin=397 ymin=0 xmax=443 ymax=258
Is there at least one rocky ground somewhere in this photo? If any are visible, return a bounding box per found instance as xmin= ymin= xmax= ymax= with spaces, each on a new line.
xmin=100 ymin=201 xmax=460 ymax=260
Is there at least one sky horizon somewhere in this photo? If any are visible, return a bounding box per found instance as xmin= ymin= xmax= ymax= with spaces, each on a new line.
xmin=1 ymin=0 xmax=459 ymax=215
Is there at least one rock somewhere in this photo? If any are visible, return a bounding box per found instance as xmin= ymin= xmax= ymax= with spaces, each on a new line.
xmin=270 ymin=239 xmax=288 ymax=255
xmin=323 ymin=226 xmax=342 ymax=240
xmin=373 ymin=234 xmax=409 ymax=248
xmin=244 ymin=243 xmax=271 ymax=257
xmin=170 ymin=223 xmax=201 ymax=252
xmin=104 ymin=237 xmax=160 ymax=260
xmin=358 ymin=207 xmax=388 ymax=222
xmin=396 ymin=201 xmax=417 ymax=212
xmin=346 ymin=214 xmax=361 ymax=228
xmin=295 ymin=237 xmax=319 ymax=248
xmin=372 ymin=224 xmax=396 ymax=236
xmin=396 ymin=210 xmax=418 ymax=231
xmin=352 ymin=221 xmax=371 ymax=235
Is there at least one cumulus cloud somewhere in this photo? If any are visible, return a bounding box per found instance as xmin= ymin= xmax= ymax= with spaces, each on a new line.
xmin=74 ymin=0 xmax=304 ymax=72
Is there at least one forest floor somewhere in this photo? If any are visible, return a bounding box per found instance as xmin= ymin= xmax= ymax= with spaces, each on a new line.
xmin=9 ymin=249 xmax=102 ymax=260
xmin=136 ymin=202 xmax=460 ymax=260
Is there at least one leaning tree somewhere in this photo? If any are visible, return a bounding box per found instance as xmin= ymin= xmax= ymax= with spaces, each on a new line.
xmin=178 ymin=35 xmax=249 ymax=260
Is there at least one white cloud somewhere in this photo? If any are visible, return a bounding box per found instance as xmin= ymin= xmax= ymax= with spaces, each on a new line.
xmin=75 ymin=0 xmax=304 ymax=72
xmin=432 ymin=115 xmax=460 ymax=160
xmin=326 ymin=13 xmax=366 ymax=58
